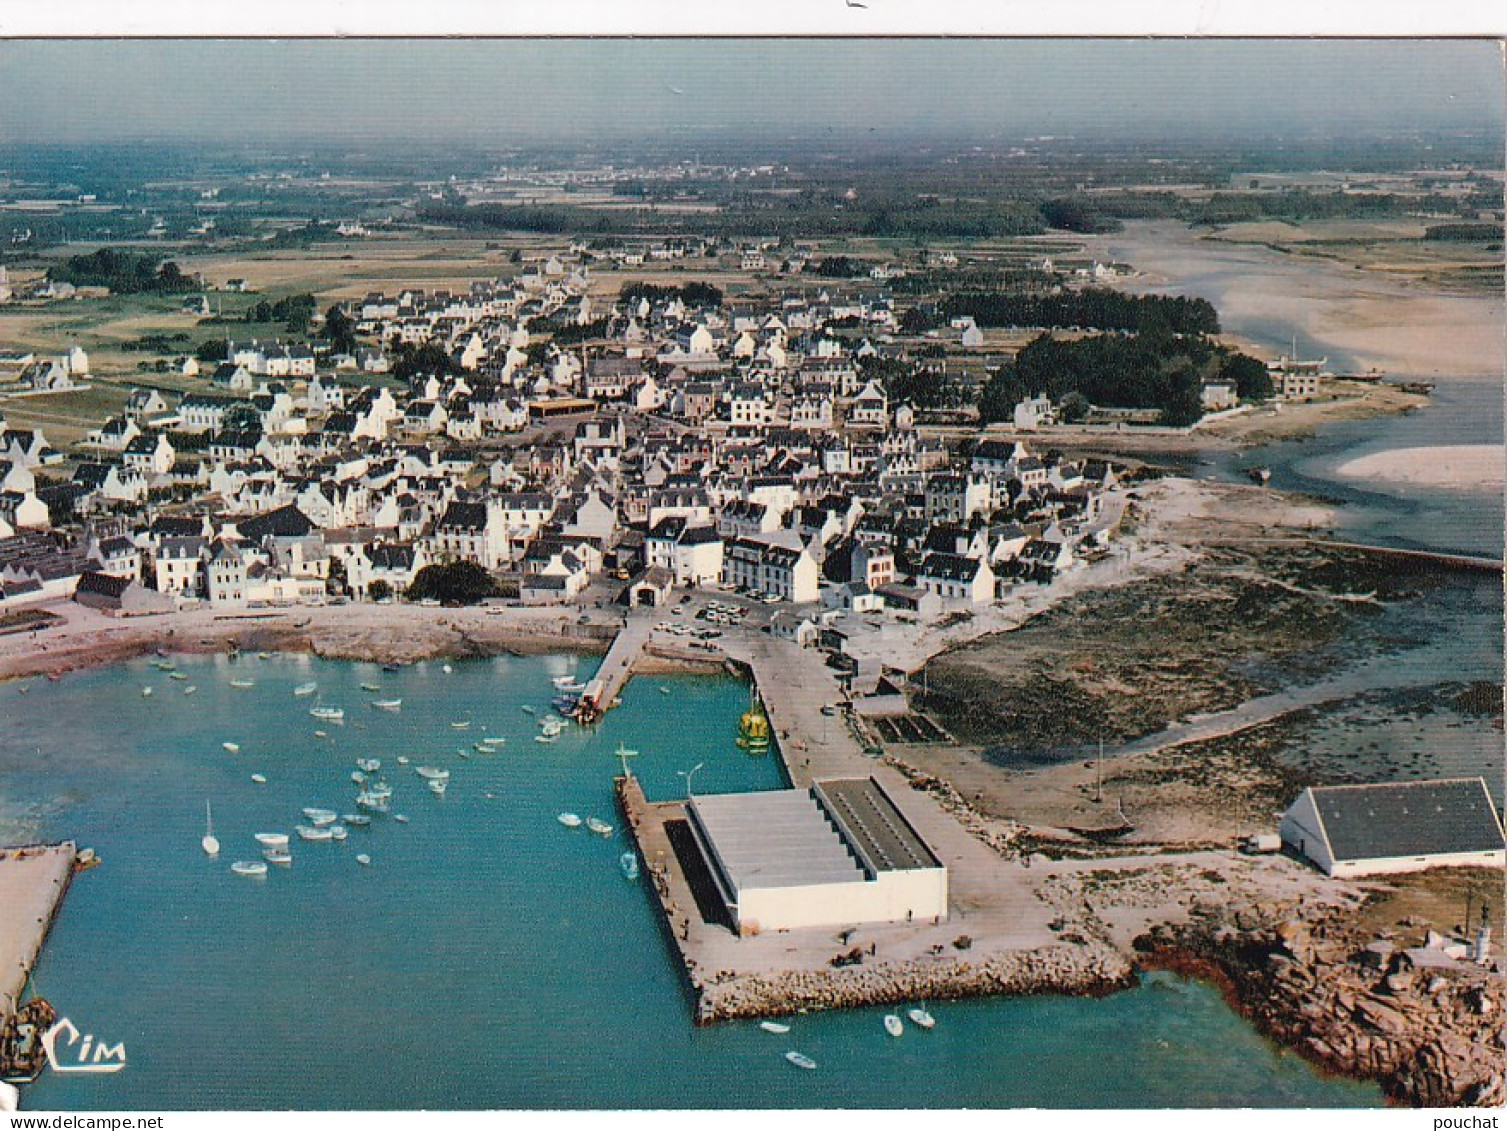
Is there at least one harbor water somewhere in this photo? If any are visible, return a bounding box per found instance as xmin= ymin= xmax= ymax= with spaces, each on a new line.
xmin=2 ymin=654 xmax=1380 ymax=1109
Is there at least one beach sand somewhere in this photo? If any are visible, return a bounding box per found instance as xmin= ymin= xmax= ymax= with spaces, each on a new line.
xmin=1333 ymin=444 xmax=1507 ymax=491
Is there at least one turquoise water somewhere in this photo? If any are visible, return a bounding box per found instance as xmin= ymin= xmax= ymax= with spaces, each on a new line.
xmin=3 ymin=654 xmax=1380 ymax=1109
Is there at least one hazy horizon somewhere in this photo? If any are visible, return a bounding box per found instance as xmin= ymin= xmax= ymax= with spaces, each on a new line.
xmin=1 ymin=39 xmax=1502 ymax=147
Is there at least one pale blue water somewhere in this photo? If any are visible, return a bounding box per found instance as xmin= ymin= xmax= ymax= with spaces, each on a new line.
xmin=3 ymin=654 xmax=1380 ymax=1109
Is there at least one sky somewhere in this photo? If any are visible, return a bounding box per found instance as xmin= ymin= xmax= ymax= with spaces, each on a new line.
xmin=0 ymin=39 xmax=1502 ymax=146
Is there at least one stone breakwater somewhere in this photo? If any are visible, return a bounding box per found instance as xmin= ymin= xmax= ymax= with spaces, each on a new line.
xmin=693 ymin=944 xmax=1136 ymax=1026
xmin=1136 ymin=914 xmax=1505 ymax=1108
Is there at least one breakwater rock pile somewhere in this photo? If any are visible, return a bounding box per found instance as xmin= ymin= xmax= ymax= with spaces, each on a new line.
xmin=1137 ymin=912 xmax=1505 ymax=1107
xmin=694 ymin=941 xmax=1135 ymax=1025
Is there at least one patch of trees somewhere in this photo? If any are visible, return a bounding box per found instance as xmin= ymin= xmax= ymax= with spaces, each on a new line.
xmin=49 ymin=249 xmax=196 ymax=294
xmin=536 ymin=317 xmax=611 ymax=346
xmin=811 ymin=257 xmax=863 ymax=278
xmin=406 ymin=561 xmax=499 ymax=605
xmin=940 ymin=288 xmax=1219 ymax=336
xmin=246 ymin=293 xmax=317 ymax=333
xmin=1423 ymin=222 xmax=1502 ymax=242
xmin=390 ymin=340 xmax=463 ymax=381
xmin=322 ymin=305 xmax=358 ymax=354
xmin=124 ymin=331 xmax=192 ymax=353
xmin=195 ymin=339 xmax=230 ymax=363
xmin=618 ymin=281 xmax=723 ymax=307
xmin=1040 ymin=197 xmax=1124 ymax=234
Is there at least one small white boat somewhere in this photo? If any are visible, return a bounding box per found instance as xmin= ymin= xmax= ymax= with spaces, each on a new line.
xmin=314 ymin=730 xmax=328 ymax=738
xmin=450 ymin=721 xmax=470 ymax=730
xmin=907 ymin=1007 xmax=935 ymax=1029
xmin=254 ymin=832 xmax=289 ymax=850
xmin=151 ymin=659 xmax=175 ymax=671
xmin=310 ymin=707 xmax=345 ymax=722
xmin=342 ymin=813 xmax=372 ymax=828
xmin=442 ymin=664 xmax=453 ymax=674
xmin=293 ymin=682 xmax=319 ymax=697
xmin=414 ymin=766 xmax=449 ymax=782
xmin=520 ymin=705 xmax=536 ymax=715
xmin=201 ymin=801 xmax=220 ymax=857
xmin=357 ymin=758 xmax=381 ymax=773
xmin=262 ymin=848 xmax=293 ymax=866
xmin=302 ymin=808 xmax=339 ymax=826
xmin=361 ymin=683 xmax=382 ymax=693
xmin=372 ymin=699 xmax=402 ymax=711
xmin=295 ymin=825 xmax=330 ymax=841
xmin=394 ymin=814 xmax=409 ymax=824
xmin=355 ymin=854 xmax=372 ymax=866
xmin=169 ymin=672 xmax=188 ymax=682
xmin=534 ymin=734 xmax=557 ymax=745
xmin=222 ymin=742 xmax=241 ymax=754
xmin=257 ymin=652 xmax=272 ymax=660
xmin=759 ymin=1021 xmax=791 ymax=1034
xmin=428 ymin=779 xmax=447 ymax=796
xmin=551 ymin=675 xmax=577 ymax=690
xmin=250 ymin=773 xmax=268 ymax=785
xmin=784 ymin=1051 xmax=817 ymax=1070
xmin=557 ymin=812 xmax=582 ymax=828
xmin=619 ymin=851 xmax=639 ymax=880
xmin=229 ymin=679 xmax=255 ymax=689
xmin=184 ymin=685 xmax=198 ymax=695
xmin=141 ymin=686 xmax=153 ymax=698
xmin=585 ymin=817 xmax=614 ymax=837
xmin=328 ymin=825 xmax=349 ymax=840
xmin=659 ymin=686 xmax=672 ymax=695
xmin=884 ymin=1014 xmax=904 ymax=1037
xmin=352 ymin=771 xmax=366 ymax=784
xmin=396 ymin=756 xmax=411 ymax=765
xmin=231 ymin=860 xmax=268 ymax=877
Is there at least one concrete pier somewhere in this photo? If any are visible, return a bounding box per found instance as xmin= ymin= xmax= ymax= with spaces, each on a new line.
xmin=0 ymin=844 xmax=76 ymax=1018
xmin=577 ymin=615 xmax=654 ymax=720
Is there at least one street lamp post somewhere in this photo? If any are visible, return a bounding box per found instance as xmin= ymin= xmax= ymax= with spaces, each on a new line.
xmin=677 ymin=761 xmax=705 ymax=801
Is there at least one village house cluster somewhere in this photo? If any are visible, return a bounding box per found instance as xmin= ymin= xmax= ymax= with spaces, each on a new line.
xmin=0 ymin=257 xmax=1135 ymax=629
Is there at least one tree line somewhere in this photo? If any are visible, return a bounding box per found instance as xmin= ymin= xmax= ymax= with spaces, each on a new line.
xmin=935 ymin=288 xmax=1220 ymax=336
xmin=49 ymin=249 xmax=197 ymax=295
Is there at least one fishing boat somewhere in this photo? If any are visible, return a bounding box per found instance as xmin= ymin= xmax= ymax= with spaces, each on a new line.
xmin=222 ymin=742 xmax=241 ymax=754
xmin=414 ymin=766 xmax=449 ymax=781
xmin=293 ymin=682 xmax=319 ymax=697
xmin=371 ymin=699 xmax=402 ymax=711
xmin=585 ymin=817 xmax=614 ymax=837
xmin=457 ymin=750 xmax=471 ymax=759
xmin=382 ymin=663 xmax=402 ymax=673
xmin=262 ymin=848 xmax=293 ymax=866
xmin=254 ymin=832 xmax=289 ymax=850
xmin=1247 ymin=466 xmax=1272 ymax=485
xmin=884 ymin=1014 xmax=904 ymax=1037
xmin=310 ymin=707 xmax=345 ymax=722
xmin=784 ymin=1051 xmax=817 ymax=1070
xmin=229 ymin=679 xmax=255 ymax=689
xmin=341 ymin=813 xmax=372 ymax=828
xmin=328 ymin=825 xmax=349 ymax=841
xmin=659 ymin=686 xmax=672 ymax=695
xmin=360 ymin=683 xmax=382 ymax=693
xmin=450 ymin=721 xmax=470 ymax=730
xmin=355 ymin=854 xmax=372 ymax=866
xmin=619 ymin=851 xmax=639 ymax=880
xmin=356 ymin=789 xmax=391 ymax=813
xmin=201 ymin=801 xmax=220 ymax=857
xmin=737 ymin=686 xmax=771 ymax=752
xmin=357 ymin=758 xmax=381 ymax=773
xmin=314 ymin=730 xmax=327 ymax=738
xmin=539 ymin=717 xmax=564 ymax=738
xmin=169 ymin=672 xmax=188 ymax=682
xmin=230 ymin=860 xmax=268 ymax=877
xmin=442 ymin=664 xmax=453 ymax=674
xmin=351 ymin=771 xmax=366 ymax=784
xmin=301 ymin=808 xmax=339 ymax=826
xmin=557 ymin=812 xmax=582 ymax=828
xmin=427 ymin=779 xmax=448 ymax=797
xmin=151 ymin=659 xmax=174 ymax=671
xmin=759 ymin=1021 xmax=791 ymax=1034
xmin=396 ymin=756 xmax=410 ymax=765
xmin=551 ymin=675 xmax=578 ymax=690
xmin=141 ymin=687 xmax=153 ymax=698
xmin=906 ymin=1007 xmax=935 ymax=1029
xmin=250 ymin=774 xmax=268 ymax=785
xmin=394 ymin=814 xmax=409 ymax=824
xmin=534 ymin=734 xmax=557 ymax=745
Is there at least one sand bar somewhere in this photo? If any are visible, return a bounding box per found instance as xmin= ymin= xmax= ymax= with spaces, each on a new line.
xmin=1334 ymin=444 xmax=1506 ymax=490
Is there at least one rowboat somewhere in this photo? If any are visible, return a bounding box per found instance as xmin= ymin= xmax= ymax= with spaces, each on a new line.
xmin=229 ymin=679 xmax=254 ymax=689
xmin=585 ymin=817 xmax=614 ymax=837
xmin=310 ymin=707 xmax=345 ymax=722
xmin=360 ymin=683 xmax=382 ymax=693
xmin=293 ymin=682 xmax=319 ymax=697
xmin=784 ymin=1051 xmax=817 ymax=1070
xmin=141 ymin=687 xmax=153 ymax=698
xmin=355 ymin=854 xmax=372 ymax=866
xmin=222 ymin=742 xmax=241 ymax=754
xmin=759 ymin=1021 xmax=790 ymax=1034
xmin=427 ymin=779 xmax=448 ymax=797
xmin=372 ymin=699 xmax=402 ymax=711
xmin=302 ymin=808 xmax=338 ymax=826
xmin=884 ymin=1014 xmax=904 ymax=1037
xmin=357 ymin=758 xmax=381 ymax=773
xmin=262 ymin=848 xmax=293 ymax=866
xmin=250 ymin=774 xmax=268 ymax=785
xmin=907 ymin=1007 xmax=935 ymax=1029
xmin=231 ymin=860 xmax=268 ymax=877
xmin=557 ymin=812 xmax=582 ymax=828
xmin=254 ymin=833 xmax=289 ymax=849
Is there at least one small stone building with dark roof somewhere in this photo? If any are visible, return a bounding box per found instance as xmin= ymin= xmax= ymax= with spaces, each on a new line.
xmin=1280 ymin=777 xmax=1505 ymax=878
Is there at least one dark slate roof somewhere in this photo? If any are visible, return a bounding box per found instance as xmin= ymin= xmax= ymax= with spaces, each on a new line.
xmin=438 ymin=501 xmax=489 ymax=532
xmin=76 ymin=570 xmax=130 ymax=599
xmin=1311 ymin=778 xmax=1505 ymax=862
xmin=237 ymin=505 xmax=316 ymax=541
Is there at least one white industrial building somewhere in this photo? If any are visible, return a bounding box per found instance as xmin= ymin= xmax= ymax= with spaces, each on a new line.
xmin=1280 ymin=777 xmax=1505 ymax=879
xmin=686 ymin=777 xmax=948 ymax=935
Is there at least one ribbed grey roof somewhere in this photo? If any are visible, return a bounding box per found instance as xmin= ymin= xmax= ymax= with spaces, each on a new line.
xmin=1312 ymin=778 xmax=1505 ymax=861
xmin=690 ymin=790 xmax=863 ymax=891
xmin=816 ymin=778 xmax=941 ymax=872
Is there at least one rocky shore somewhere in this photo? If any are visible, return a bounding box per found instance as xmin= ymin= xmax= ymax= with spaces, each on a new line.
xmin=693 ymin=942 xmax=1135 ymax=1025
xmin=1136 ymin=906 xmax=1504 ymax=1107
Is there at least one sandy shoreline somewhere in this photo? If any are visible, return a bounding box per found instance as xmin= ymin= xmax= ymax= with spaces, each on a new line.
xmin=1333 ymin=444 xmax=1506 ymax=491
